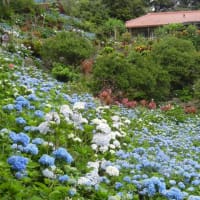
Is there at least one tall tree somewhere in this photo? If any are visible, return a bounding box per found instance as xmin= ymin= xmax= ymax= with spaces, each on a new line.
xmin=176 ymin=0 xmax=200 ymax=9
xmin=102 ymin=0 xmax=147 ymax=21
xmin=149 ymin=0 xmax=176 ymax=11
xmin=76 ymin=0 xmax=109 ymax=25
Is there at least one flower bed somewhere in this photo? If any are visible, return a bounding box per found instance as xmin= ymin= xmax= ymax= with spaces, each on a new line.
xmin=0 ymin=51 xmax=200 ymax=199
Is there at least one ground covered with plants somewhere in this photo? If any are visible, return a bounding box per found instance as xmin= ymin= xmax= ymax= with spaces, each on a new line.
xmin=0 ymin=48 xmax=200 ymax=200
xmin=1 ymin=1 xmax=200 ymax=200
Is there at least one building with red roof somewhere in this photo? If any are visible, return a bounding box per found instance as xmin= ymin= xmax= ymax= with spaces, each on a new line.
xmin=125 ymin=10 xmax=200 ymax=37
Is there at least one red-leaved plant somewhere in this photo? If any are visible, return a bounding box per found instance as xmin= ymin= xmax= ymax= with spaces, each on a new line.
xmin=99 ymin=89 xmax=113 ymax=105
xmin=184 ymin=106 xmax=197 ymax=114
xmin=81 ymin=59 xmax=93 ymax=75
xmin=160 ymin=104 xmax=172 ymax=111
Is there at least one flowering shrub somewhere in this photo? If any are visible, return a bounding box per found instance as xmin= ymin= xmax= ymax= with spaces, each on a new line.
xmin=41 ymin=31 xmax=93 ymax=67
xmin=1 ymin=52 xmax=200 ymax=200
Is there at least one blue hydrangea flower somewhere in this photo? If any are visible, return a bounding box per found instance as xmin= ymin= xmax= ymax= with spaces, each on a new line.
xmin=27 ymin=93 xmax=38 ymax=101
xmin=123 ymin=176 xmax=131 ymax=183
xmin=16 ymin=117 xmax=26 ymax=125
xmin=99 ymin=176 xmax=110 ymax=184
xmin=32 ymin=138 xmax=44 ymax=145
xmin=3 ymin=104 xmax=14 ymax=111
xmin=14 ymin=104 xmax=22 ymax=112
xmin=15 ymin=96 xmax=30 ymax=107
xmin=192 ymin=179 xmax=200 ymax=186
xmin=164 ymin=187 xmax=184 ymax=200
xmin=15 ymin=171 xmax=27 ymax=179
xmin=142 ymin=177 xmax=166 ymax=196
xmin=115 ymin=182 xmax=123 ymax=190
xmin=53 ymin=147 xmax=73 ymax=164
xmin=23 ymin=143 xmax=39 ymax=155
xmin=11 ymin=144 xmax=24 ymax=151
xmin=9 ymin=132 xmax=30 ymax=146
xmin=68 ymin=188 xmax=76 ymax=197
xmin=34 ymin=110 xmax=44 ymax=118
xmin=188 ymin=195 xmax=200 ymax=200
xmin=7 ymin=155 xmax=29 ymax=171
xmin=24 ymin=126 xmax=38 ymax=132
xmin=178 ymin=182 xmax=185 ymax=189
xmin=28 ymin=105 xmax=35 ymax=110
xmin=58 ymin=175 xmax=69 ymax=183
xmin=39 ymin=154 xmax=55 ymax=166
xmin=169 ymin=180 xmax=176 ymax=185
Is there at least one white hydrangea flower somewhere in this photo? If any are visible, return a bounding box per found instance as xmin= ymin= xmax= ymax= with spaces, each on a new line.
xmin=38 ymin=122 xmax=50 ymax=134
xmin=120 ymin=131 xmax=126 ymax=137
xmin=50 ymin=165 xmax=57 ymax=171
xmin=60 ymin=105 xmax=73 ymax=118
xmin=80 ymin=117 xmax=88 ymax=124
xmin=110 ymin=131 xmax=122 ymax=139
xmin=43 ymin=141 xmax=54 ymax=147
xmin=78 ymin=177 xmax=91 ymax=185
xmin=96 ymin=123 xmax=111 ymax=134
xmin=124 ymin=119 xmax=131 ymax=124
xmin=73 ymin=102 xmax=86 ymax=110
xmin=111 ymin=115 xmax=120 ymax=122
xmin=91 ymin=144 xmax=98 ymax=151
xmin=112 ymin=122 xmax=123 ymax=129
xmin=91 ymin=118 xmax=103 ymax=125
xmin=108 ymin=195 xmax=121 ymax=200
xmin=45 ymin=104 xmax=52 ymax=108
xmin=72 ymin=112 xmax=88 ymax=125
xmin=110 ymin=150 xmax=115 ymax=154
xmin=113 ymin=140 xmax=120 ymax=148
xmin=45 ymin=112 xmax=60 ymax=124
xmin=68 ymin=133 xmax=75 ymax=138
xmin=42 ymin=168 xmax=56 ymax=179
xmin=73 ymin=137 xmax=82 ymax=142
xmin=92 ymin=133 xmax=111 ymax=146
xmin=105 ymin=166 xmax=119 ymax=176
xmin=87 ymin=161 xmax=100 ymax=170
xmin=109 ymin=144 xmax=116 ymax=149
xmin=99 ymin=146 xmax=109 ymax=153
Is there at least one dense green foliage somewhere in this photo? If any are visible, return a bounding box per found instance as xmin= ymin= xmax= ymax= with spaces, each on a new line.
xmin=92 ymin=47 xmax=171 ymax=100
xmin=52 ymin=62 xmax=79 ymax=82
xmin=91 ymin=32 xmax=200 ymax=101
xmin=40 ymin=31 xmax=94 ymax=67
xmin=0 ymin=0 xmax=199 ymax=102
xmin=151 ymin=36 xmax=200 ymax=95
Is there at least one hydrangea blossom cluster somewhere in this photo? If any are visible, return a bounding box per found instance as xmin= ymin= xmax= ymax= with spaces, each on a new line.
xmin=53 ymin=147 xmax=73 ymax=164
xmin=22 ymin=143 xmax=39 ymax=155
xmin=39 ymin=154 xmax=55 ymax=166
xmin=7 ymin=155 xmax=29 ymax=171
xmin=9 ymin=132 xmax=30 ymax=146
xmin=91 ymin=116 xmax=125 ymax=153
xmin=3 ymin=52 xmax=200 ymax=199
xmin=58 ymin=175 xmax=69 ymax=183
xmin=16 ymin=117 xmax=26 ymax=125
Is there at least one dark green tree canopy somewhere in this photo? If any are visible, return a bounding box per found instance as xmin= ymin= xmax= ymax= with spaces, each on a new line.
xmin=102 ymin=0 xmax=146 ymax=21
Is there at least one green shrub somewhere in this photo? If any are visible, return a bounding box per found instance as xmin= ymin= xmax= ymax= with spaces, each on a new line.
xmin=155 ymin=24 xmax=200 ymax=50
xmin=52 ymin=62 xmax=79 ymax=82
xmin=41 ymin=31 xmax=94 ymax=67
xmin=127 ymin=51 xmax=170 ymax=100
xmin=91 ymin=49 xmax=170 ymax=101
xmin=91 ymin=51 xmax=131 ymax=94
xmin=10 ymin=0 xmax=36 ymax=14
xmin=193 ymin=79 xmax=200 ymax=99
xmin=151 ymin=36 xmax=200 ymax=95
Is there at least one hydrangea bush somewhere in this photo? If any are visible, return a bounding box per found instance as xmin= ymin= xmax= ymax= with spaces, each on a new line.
xmin=0 ymin=50 xmax=200 ymax=199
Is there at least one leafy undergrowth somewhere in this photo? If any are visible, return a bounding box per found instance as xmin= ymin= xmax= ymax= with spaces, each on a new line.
xmin=0 ymin=51 xmax=200 ymax=200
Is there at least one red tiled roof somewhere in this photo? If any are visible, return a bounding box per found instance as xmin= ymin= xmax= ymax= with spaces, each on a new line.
xmin=126 ymin=10 xmax=200 ymax=28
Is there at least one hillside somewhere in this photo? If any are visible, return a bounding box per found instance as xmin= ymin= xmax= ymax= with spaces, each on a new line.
xmin=0 ymin=1 xmax=200 ymax=199
xmin=0 ymin=45 xmax=200 ymax=199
